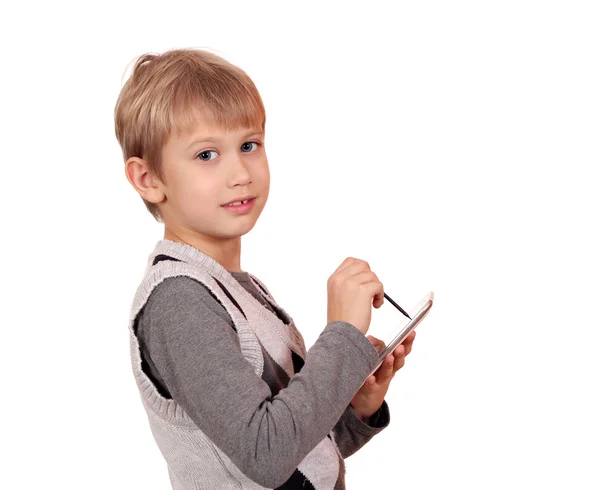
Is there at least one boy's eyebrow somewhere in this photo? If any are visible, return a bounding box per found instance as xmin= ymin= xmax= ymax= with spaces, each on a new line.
xmin=186 ymin=130 xmax=264 ymax=150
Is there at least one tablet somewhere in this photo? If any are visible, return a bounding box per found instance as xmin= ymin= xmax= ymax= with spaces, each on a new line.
xmin=369 ymin=291 xmax=434 ymax=377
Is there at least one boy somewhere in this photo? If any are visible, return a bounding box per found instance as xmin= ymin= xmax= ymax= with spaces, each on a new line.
xmin=114 ymin=48 xmax=416 ymax=489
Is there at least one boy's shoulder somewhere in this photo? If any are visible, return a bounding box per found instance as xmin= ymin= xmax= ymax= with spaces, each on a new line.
xmin=144 ymin=274 xmax=223 ymax=312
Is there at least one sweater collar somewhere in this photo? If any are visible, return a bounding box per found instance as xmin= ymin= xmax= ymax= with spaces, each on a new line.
xmin=150 ymin=239 xmax=236 ymax=284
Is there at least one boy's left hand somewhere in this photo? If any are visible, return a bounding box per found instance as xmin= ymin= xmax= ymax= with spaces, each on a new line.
xmin=350 ymin=331 xmax=416 ymax=421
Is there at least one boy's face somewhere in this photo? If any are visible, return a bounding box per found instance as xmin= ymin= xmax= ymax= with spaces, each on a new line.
xmin=156 ymin=116 xmax=269 ymax=245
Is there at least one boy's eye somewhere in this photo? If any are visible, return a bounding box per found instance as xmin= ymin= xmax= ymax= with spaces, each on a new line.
xmin=241 ymin=141 xmax=260 ymax=152
xmin=197 ymin=150 xmax=218 ymax=161
xmin=196 ymin=142 xmax=261 ymax=161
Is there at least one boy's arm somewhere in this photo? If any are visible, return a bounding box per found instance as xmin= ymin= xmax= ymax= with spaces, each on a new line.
xmin=137 ymin=276 xmax=380 ymax=489
xmin=250 ymin=274 xmax=391 ymax=456
xmin=332 ymin=401 xmax=390 ymax=458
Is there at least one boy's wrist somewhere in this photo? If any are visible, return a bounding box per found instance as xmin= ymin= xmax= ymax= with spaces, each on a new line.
xmin=350 ymin=403 xmax=377 ymax=422
xmin=349 ymin=401 xmax=391 ymax=431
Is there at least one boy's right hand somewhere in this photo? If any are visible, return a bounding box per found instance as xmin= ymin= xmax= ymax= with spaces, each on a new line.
xmin=327 ymin=257 xmax=384 ymax=335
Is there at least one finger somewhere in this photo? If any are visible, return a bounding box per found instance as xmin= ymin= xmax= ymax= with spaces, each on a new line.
xmin=339 ymin=258 xmax=371 ymax=277
xmin=331 ymin=258 xmax=366 ymax=281
xmin=353 ymin=273 xmax=384 ymax=307
xmin=402 ymin=331 xmax=416 ymax=356
xmin=362 ymin=270 xmax=384 ymax=308
xmin=370 ymin=339 xmax=386 ymax=356
xmin=333 ymin=256 xmax=358 ymax=274
xmin=375 ymin=354 xmax=395 ymax=382
xmin=328 ymin=259 xmax=363 ymax=291
xmin=392 ymin=345 xmax=407 ymax=373
xmin=393 ymin=354 xmax=406 ymax=372
xmin=347 ymin=271 xmax=384 ymax=308
xmin=393 ymin=344 xmax=406 ymax=357
xmin=367 ymin=335 xmax=384 ymax=346
xmin=351 ymin=270 xmax=378 ymax=285
xmin=372 ymin=279 xmax=384 ymax=304
xmin=399 ymin=333 xmax=414 ymax=350
xmin=372 ymin=285 xmax=384 ymax=309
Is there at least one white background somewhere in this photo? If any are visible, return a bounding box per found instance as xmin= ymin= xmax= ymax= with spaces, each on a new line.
xmin=2 ymin=1 xmax=599 ymax=488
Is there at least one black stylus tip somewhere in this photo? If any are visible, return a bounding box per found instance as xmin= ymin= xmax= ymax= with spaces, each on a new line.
xmin=384 ymin=292 xmax=412 ymax=320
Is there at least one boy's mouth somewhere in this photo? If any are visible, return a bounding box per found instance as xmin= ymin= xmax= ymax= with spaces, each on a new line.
xmin=221 ymin=197 xmax=256 ymax=215
xmin=221 ymin=196 xmax=256 ymax=207
xmin=223 ymin=199 xmax=251 ymax=207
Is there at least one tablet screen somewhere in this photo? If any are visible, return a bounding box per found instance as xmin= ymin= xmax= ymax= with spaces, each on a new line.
xmin=371 ymin=291 xmax=434 ymax=373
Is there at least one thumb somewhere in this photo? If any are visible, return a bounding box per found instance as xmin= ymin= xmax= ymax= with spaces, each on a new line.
xmin=366 ymin=335 xmax=385 ymax=349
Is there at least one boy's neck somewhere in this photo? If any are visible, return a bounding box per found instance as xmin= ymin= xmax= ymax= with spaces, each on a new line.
xmin=163 ymin=228 xmax=243 ymax=272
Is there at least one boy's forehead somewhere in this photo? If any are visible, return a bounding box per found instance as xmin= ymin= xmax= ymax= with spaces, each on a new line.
xmin=167 ymin=116 xmax=263 ymax=148
xmin=179 ymin=118 xmax=262 ymax=140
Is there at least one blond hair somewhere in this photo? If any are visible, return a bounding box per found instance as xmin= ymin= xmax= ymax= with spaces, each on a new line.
xmin=114 ymin=48 xmax=266 ymax=222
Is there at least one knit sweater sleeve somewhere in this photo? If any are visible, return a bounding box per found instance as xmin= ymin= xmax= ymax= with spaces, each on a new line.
xmin=137 ymin=275 xmax=380 ymax=488
xmin=332 ymin=402 xmax=390 ymax=458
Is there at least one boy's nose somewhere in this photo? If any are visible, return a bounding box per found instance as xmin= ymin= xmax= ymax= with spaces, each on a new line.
xmin=228 ymin=154 xmax=252 ymax=186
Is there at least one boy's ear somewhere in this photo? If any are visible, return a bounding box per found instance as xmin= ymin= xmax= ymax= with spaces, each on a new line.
xmin=125 ymin=156 xmax=165 ymax=204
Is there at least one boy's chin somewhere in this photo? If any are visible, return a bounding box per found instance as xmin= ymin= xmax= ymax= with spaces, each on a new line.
xmin=214 ymin=223 xmax=257 ymax=240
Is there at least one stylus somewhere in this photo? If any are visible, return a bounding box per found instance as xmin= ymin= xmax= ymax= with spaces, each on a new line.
xmin=384 ymin=293 xmax=412 ymax=320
